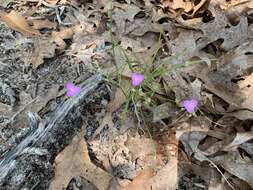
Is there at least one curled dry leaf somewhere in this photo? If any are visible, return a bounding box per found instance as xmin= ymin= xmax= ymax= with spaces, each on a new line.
xmin=0 ymin=10 xmax=41 ymax=37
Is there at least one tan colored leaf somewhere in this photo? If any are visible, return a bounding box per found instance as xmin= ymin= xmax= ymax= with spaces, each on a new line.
xmin=116 ymin=158 xmax=178 ymax=190
xmin=31 ymin=19 xmax=56 ymax=30
xmin=147 ymin=158 xmax=178 ymax=190
xmin=31 ymin=26 xmax=76 ymax=69
xmin=50 ymin=129 xmax=111 ymax=190
xmin=52 ymin=27 xmax=74 ymax=49
xmin=1 ymin=10 xmax=41 ymax=37
xmin=119 ymin=168 xmax=155 ymax=190
xmin=163 ymin=0 xmax=193 ymax=12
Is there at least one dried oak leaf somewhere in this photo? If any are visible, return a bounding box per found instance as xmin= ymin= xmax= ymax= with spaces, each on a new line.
xmin=117 ymin=131 xmax=179 ymax=190
xmin=189 ymin=40 xmax=253 ymax=116
xmin=112 ymin=4 xmax=141 ymax=35
xmin=31 ymin=26 xmax=77 ymax=69
xmin=170 ymin=5 xmax=249 ymax=65
xmin=194 ymin=5 xmax=249 ymax=51
xmin=0 ymin=10 xmax=41 ymax=37
xmin=50 ymin=130 xmax=111 ymax=190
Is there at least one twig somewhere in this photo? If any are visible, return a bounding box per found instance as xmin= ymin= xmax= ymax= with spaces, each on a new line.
xmin=55 ymin=6 xmax=72 ymax=26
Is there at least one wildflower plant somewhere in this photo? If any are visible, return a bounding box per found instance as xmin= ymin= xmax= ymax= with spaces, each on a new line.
xmin=105 ymin=2 xmax=217 ymax=130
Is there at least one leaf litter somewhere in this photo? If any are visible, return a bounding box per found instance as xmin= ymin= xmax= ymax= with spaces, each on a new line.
xmin=0 ymin=0 xmax=253 ymax=189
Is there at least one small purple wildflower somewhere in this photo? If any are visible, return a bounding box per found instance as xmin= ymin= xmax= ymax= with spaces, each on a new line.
xmin=183 ymin=98 xmax=198 ymax=113
xmin=66 ymin=82 xmax=81 ymax=97
xmin=131 ymin=73 xmax=144 ymax=87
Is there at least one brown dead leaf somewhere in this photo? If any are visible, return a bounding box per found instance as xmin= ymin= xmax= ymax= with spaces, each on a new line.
xmin=50 ymin=129 xmax=111 ymax=190
xmin=119 ymin=168 xmax=155 ymax=190
xmin=52 ymin=27 xmax=74 ymax=49
xmin=114 ymin=157 xmax=178 ymax=190
xmin=31 ymin=25 xmax=77 ymax=69
xmin=147 ymin=157 xmax=178 ymax=190
xmin=215 ymin=0 xmax=253 ymax=24
xmin=163 ymin=0 xmax=193 ymax=12
xmin=0 ymin=10 xmax=41 ymax=37
xmin=31 ymin=19 xmax=56 ymax=30
xmin=194 ymin=5 xmax=249 ymax=51
xmin=30 ymin=39 xmax=56 ymax=69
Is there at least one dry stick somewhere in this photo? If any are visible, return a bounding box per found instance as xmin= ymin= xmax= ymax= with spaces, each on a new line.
xmin=0 ymin=74 xmax=103 ymax=183
xmin=54 ymin=6 xmax=72 ymax=26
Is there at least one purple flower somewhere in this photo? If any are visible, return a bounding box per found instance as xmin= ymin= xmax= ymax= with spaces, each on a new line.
xmin=183 ymin=98 xmax=198 ymax=113
xmin=131 ymin=73 xmax=144 ymax=87
xmin=66 ymin=82 xmax=81 ymax=97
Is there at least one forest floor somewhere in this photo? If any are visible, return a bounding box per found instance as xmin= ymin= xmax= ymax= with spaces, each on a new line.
xmin=0 ymin=0 xmax=253 ymax=190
